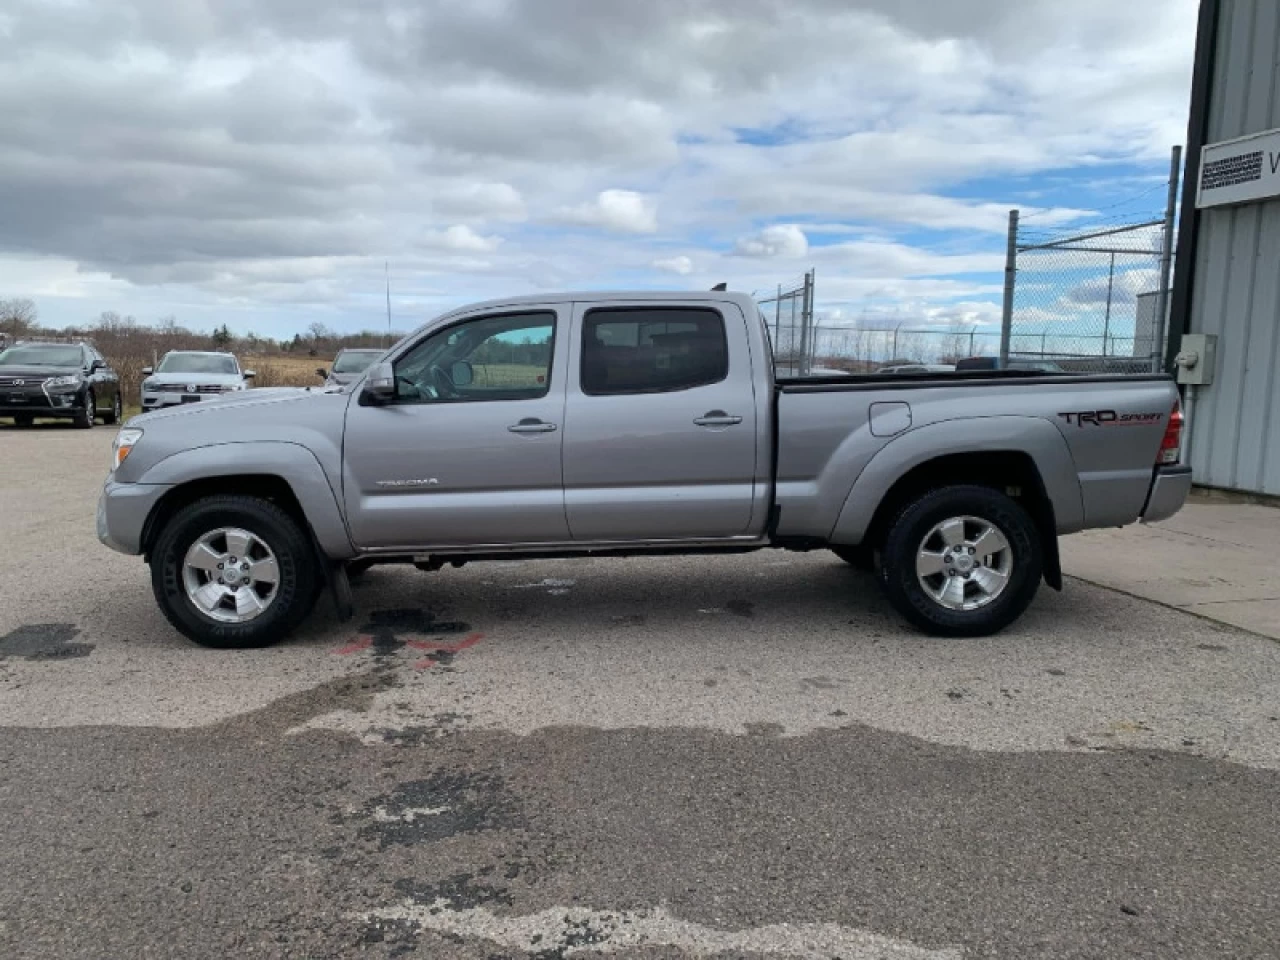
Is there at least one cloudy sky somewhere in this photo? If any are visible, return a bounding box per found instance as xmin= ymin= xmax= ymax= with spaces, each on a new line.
xmin=0 ymin=0 xmax=1198 ymax=337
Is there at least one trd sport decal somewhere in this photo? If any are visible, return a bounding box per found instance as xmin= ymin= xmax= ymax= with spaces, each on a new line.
xmin=1057 ymin=410 xmax=1164 ymax=427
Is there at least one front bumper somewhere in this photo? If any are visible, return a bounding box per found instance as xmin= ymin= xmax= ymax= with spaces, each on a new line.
xmin=0 ymin=386 xmax=83 ymax=417
xmin=1141 ymin=465 xmax=1193 ymax=524
xmin=141 ymin=391 xmax=227 ymax=410
xmin=97 ymin=480 xmax=173 ymax=555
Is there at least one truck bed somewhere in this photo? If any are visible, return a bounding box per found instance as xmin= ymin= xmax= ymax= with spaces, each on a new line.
xmin=771 ymin=372 xmax=1180 ymax=544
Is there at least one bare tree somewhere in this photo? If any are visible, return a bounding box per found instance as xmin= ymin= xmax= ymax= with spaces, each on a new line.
xmin=0 ymin=297 xmax=37 ymax=339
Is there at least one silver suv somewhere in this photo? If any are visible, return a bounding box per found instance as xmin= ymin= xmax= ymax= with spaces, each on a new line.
xmin=318 ymin=348 xmax=385 ymax=387
xmin=141 ymin=351 xmax=253 ymax=410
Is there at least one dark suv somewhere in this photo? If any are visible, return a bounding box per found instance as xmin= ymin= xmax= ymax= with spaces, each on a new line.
xmin=0 ymin=341 xmax=122 ymax=428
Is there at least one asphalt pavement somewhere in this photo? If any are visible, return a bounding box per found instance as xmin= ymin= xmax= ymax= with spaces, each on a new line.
xmin=2 ymin=422 xmax=1278 ymax=959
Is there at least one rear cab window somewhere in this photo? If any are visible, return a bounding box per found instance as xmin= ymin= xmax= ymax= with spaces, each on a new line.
xmin=580 ymin=307 xmax=729 ymax=396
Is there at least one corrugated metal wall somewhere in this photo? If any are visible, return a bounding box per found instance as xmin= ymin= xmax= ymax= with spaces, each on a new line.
xmin=1189 ymin=0 xmax=1280 ymax=494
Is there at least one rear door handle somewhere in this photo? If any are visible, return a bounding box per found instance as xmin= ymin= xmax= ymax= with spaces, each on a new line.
xmin=508 ymin=419 xmax=558 ymax=434
xmin=693 ymin=411 xmax=743 ymax=427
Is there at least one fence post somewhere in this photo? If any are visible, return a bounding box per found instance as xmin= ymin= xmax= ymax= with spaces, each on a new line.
xmin=1153 ymin=145 xmax=1181 ymax=373
xmin=968 ymin=327 xmax=976 ymax=356
xmin=1102 ymin=251 xmax=1115 ymax=358
xmin=774 ymin=284 xmax=781 ymax=351
xmin=999 ymin=209 xmax=1018 ymax=366
xmin=798 ymin=270 xmax=813 ymax=377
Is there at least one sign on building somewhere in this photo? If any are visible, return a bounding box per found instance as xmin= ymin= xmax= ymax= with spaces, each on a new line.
xmin=1198 ymin=127 xmax=1280 ymax=208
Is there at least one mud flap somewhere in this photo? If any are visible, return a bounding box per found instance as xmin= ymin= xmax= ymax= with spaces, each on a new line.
xmin=328 ymin=561 xmax=354 ymax=622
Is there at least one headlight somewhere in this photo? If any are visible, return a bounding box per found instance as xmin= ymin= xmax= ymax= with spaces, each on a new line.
xmin=141 ymin=378 xmax=156 ymax=390
xmin=44 ymin=375 xmax=81 ymax=389
xmin=112 ymin=428 xmax=143 ymax=471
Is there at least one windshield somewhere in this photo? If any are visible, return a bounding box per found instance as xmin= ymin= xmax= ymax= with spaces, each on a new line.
xmin=157 ymin=353 xmax=238 ymax=375
xmin=332 ymin=350 xmax=383 ymax=374
xmin=0 ymin=344 xmax=83 ymax=367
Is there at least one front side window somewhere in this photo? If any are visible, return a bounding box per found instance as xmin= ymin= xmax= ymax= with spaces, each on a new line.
xmin=392 ymin=312 xmax=555 ymax=404
xmin=581 ymin=307 xmax=728 ymax=396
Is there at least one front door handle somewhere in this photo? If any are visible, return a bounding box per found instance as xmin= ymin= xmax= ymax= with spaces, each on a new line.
xmin=508 ymin=419 xmax=558 ymax=434
xmin=693 ymin=411 xmax=743 ymax=427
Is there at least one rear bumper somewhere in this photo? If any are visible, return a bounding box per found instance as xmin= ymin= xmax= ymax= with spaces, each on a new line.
xmin=97 ymin=480 xmax=173 ymax=555
xmin=1141 ymin=465 xmax=1193 ymax=524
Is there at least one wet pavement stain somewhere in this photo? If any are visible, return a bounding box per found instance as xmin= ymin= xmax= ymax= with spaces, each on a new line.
xmin=0 ymin=623 xmax=93 ymax=660
xmin=352 ymin=771 xmax=520 ymax=850
xmin=335 ymin=608 xmax=471 ymax=659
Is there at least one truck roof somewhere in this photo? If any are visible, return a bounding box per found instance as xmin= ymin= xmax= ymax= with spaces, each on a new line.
xmin=443 ymin=290 xmax=755 ymax=314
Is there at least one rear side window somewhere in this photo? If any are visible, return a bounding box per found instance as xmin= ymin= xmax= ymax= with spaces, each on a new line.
xmin=581 ymin=307 xmax=728 ymax=396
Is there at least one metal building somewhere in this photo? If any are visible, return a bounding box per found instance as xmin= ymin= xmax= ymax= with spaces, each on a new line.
xmin=1172 ymin=0 xmax=1280 ymax=496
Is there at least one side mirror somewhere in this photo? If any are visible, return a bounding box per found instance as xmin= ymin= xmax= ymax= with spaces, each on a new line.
xmin=243 ymin=370 xmax=256 ymax=379
xmin=89 ymin=359 xmax=106 ymax=373
xmin=450 ymin=360 xmax=474 ymax=387
xmin=316 ymin=367 xmax=328 ymax=379
xmin=360 ymin=361 xmax=395 ymax=405
xmin=141 ymin=366 xmax=153 ymax=376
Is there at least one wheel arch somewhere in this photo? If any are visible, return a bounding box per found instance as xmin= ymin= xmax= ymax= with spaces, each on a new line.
xmin=136 ymin=442 xmax=355 ymax=561
xmin=830 ymin=418 xmax=1078 ymax=591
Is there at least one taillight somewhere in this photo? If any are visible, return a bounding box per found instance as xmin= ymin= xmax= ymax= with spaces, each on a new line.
xmin=1158 ymin=400 xmax=1184 ymax=465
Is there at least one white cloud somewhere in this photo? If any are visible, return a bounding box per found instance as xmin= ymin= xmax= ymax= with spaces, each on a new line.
xmin=557 ymin=190 xmax=657 ymax=234
xmin=733 ymin=224 xmax=809 ymax=259
xmin=0 ymin=0 xmax=1199 ymax=335
xmin=431 ymin=182 xmax=526 ymax=222
xmin=652 ymin=255 xmax=694 ymax=275
xmin=423 ymin=225 xmax=503 ymax=253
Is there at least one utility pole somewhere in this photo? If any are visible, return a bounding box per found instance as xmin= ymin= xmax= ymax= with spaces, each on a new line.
xmin=385 ymin=261 xmax=392 ymax=348
xmin=999 ymin=209 xmax=1019 ymax=367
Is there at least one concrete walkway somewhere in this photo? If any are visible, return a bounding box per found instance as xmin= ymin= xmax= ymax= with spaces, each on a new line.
xmin=1061 ymin=498 xmax=1280 ymax=641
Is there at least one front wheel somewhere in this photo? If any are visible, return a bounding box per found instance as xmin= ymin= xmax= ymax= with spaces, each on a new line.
xmin=878 ymin=485 xmax=1042 ymax=637
xmin=150 ymin=495 xmax=320 ymax=648
xmin=13 ymin=414 xmax=33 ymax=427
xmin=75 ymin=389 xmax=95 ymax=428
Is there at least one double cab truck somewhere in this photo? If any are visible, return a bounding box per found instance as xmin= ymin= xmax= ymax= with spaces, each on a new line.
xmin=96 ymin=291 xmax=1191 ymax=647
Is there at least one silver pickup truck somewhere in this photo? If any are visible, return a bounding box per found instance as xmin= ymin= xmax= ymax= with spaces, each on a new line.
xmin=97 ymin=291 xmax=1191 ymax=648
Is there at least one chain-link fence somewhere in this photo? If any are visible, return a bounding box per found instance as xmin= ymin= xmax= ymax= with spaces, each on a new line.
xmin=755 ymin=271 xmax=814 ymax=376
xmin=1004 ymin=217 xmax=1172 ymax=373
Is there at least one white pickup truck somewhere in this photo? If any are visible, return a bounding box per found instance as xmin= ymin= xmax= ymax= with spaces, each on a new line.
xmin=97 ymin=291 xmax=1191 ymax=647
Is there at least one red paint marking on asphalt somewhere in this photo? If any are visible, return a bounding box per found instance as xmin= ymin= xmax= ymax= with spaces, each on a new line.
xmin=411 ymin=632 xmax=485 ymax=669
xmin=334 ymin=636 xmax=373 ymax=655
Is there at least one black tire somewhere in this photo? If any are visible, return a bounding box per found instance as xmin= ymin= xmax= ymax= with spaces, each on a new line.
xmin=13 ymin=414 xmax=33 ymax=427
xmin=150 ymin=495 xmax=320 ymax=648
xmin=103 ymin=391 xmax=121 ymax=425
xmin=75 ymin=389 xmax=95 ymax=428
xmin=878 ymin=485 xmax=1042 ymax=637
xmin=831 ymin=545 xmax=876 ymax=571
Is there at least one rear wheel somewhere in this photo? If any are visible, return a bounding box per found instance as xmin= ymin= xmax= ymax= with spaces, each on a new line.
xmin=878 ymin=485 xmax=1042 ymax=637
xmin=13 ymin=414 xmax=33 ymax=427
xmin=103 ymin=391 xmax=121 ymax=425
xmin=150 ymin=495 xmax=320 ymax=648
xmin=75 ymin=389 xmax=95 ymax=428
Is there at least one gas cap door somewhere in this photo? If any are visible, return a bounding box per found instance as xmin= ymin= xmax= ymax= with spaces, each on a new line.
xmin=869 ymin=401 xmax=912 ymax=437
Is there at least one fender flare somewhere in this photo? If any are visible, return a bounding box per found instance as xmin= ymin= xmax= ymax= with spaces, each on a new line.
xmin=829 ymin=416 xmax=1085 ymax=546
xmin=138 ymin=441 xmax=354 ymax=558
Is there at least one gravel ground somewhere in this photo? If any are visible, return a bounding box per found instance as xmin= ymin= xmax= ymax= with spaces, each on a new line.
xmin=2 ymin=422 xmax=1278 ymax=960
